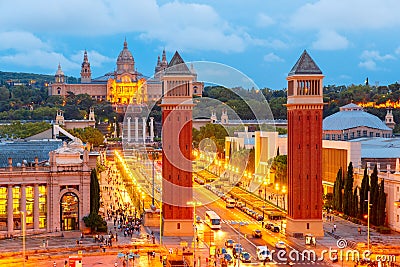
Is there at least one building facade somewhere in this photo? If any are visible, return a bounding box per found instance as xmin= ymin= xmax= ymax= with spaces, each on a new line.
xmin=323 ymin=103 xmax=393 ymax=140
xmin=49 ymin=41 xmax=203 ymax=113
xmin=0 ymin=140 xmax=98 ymax=237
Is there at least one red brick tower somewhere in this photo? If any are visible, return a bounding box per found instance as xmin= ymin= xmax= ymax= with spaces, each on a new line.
xmin=160 ymin=52 xmax=194 ymax=236
xmin=286 ymin=50 xmax=324 ymax=237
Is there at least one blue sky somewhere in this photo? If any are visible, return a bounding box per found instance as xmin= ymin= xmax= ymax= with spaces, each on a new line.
xmin=0 ymin=0 xmax=399 ymax=90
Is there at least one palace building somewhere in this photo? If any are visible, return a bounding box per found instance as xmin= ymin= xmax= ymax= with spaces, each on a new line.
xmin=49 ymin=40 xmax=203 ymax=113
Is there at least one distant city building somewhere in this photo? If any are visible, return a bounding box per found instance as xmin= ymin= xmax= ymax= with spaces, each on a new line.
xmin=323 ymin=103 xmax=393 ymax=140
xmin=49 ymin=40 xmax=203 ymax=113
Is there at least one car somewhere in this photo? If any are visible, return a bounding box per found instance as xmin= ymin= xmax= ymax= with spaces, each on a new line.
xmin=275 ymin=241 xmax=286 ymax=249
xmin=223 ymin=253 xmax=234 ymax=264
xmin=256 ymin=246 xmax=272 ymax=262
xmin=233 ymin=247 xmax=244 ymax=258
xmin=272 ymin=225 xmax=280 ymax=233
xmin=239 ymin=251 xmax=251 ymax=263
xmin=256 ymin=214 xmax=264 ymax=221
xmin=265 ymin=222 xmax=274 ymax=230
xmin=252 ymin=229 xmax=262 ymax=238
xmin=225 ymin=239 xmax=235 ymax=248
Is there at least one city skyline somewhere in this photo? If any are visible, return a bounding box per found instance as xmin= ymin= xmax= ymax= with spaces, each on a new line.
xmin=0 ymin=0 xmax=399 ymax=90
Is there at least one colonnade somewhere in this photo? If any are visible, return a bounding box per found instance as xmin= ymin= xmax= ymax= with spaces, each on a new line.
xmin=126 ymin=117 xmax=155 ymax=143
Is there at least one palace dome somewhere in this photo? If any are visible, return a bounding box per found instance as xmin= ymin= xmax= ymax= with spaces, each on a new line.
xmin=323 ymin=103 xmax=391 ymax=131
xmin=116 ymin=39 xmax=135 ymax=74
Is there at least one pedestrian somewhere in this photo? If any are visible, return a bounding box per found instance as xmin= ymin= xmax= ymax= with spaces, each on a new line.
xmin=358 ymin=227 xmax=362 ymax=235
xmin=333 ymin=224 xmax=337 ymax=232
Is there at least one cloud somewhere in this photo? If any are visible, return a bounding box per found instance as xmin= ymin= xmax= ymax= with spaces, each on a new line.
xmin=289 ymin=0 xmax=400 ymax=31
xmin=0 ymin=32 xmax=50 ymax=51
xmin=0 ymin=0 xmax=255 ymax=53
xmin=312 ymin=30 xmax=349 ymax=50
xmin=359 ymin=50 xmax=395 ymax=70
xmin=263 ymin=53 xmax=284 ymax=62
xmin=256 ymin=13 xmax=275 ymax=28
xmin=0 ymin=50 xmax=79 ymax=71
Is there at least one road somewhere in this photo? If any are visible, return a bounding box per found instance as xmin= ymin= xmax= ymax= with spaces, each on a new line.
xmin=193 ymin=183 xmax=333 ymax=266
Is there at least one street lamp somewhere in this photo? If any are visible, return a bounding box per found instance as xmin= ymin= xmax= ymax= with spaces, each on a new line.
xmin=281 ymin=186 xmax=287 ymax=210
xmin=275 ymin=183 xmax=280 ymax=206
xmin=187 ymin=200 xmax=201 ymax=267
xmin=151 ymin=151 xmax=159 ymax=210
xmin=365 ymin=191 xmax=371 ymax=251
xmin=21 ymin=211 xmax=26 ymax=267
xmin=231 ymin=221 xmax=248 ymax=267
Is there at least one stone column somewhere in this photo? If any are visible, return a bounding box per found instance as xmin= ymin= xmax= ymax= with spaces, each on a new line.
xmin=142 ymin=117 xmax=146 ymax=143
xmin=7 ymin=185 xmax=13 ymax=234
xmin=127 ymin=117 xmax=131 ymax=143
xmin=33 ymin=184 xmax=40 ymax=230
xmin=135 ymin=117 xmax=139 ymax=143
xmin=149 ymin=117 xmax=154 ymax=142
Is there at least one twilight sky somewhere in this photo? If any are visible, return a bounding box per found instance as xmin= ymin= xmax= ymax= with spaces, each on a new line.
xmin=0 ymin=0 xmax=399 ymax=89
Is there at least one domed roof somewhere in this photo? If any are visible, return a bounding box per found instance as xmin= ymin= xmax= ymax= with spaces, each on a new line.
xmin=116 ymin=39 xmax=135 ymax=74
xmin=117 ymin=39 xmax=134 ymax=63
xmin=323 ymin=104 xmax=391 ymax=131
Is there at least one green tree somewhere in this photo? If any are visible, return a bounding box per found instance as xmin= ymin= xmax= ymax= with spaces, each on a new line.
xmin=343 ymin=162 xmax=354 ymax=215
xmin=83 ymin=168 xmax=107 ymax=232
xmin=377 ymin=179 xmax=386 ymax=226
xmin=270 ymin=155 xmax=287 ymax=186
xmin=333 ymin=167 xmax=343 ymax=212
xmin=359 ymin=166 xmax=369 ymax=219
xmin=353 ymin=187 xmax=359 ymax=218
xmin=68 ymin=127 xmax=105 ymax=147
xmin=370 ymin=165 xmax=379 ymax=225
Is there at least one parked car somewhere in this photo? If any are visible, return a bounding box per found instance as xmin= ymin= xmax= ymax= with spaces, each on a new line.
xmin=223 ymin=253 xmax=234 ymax=264
xmin=239 ymin=251 xmax=251 ymax=263
xmin=252 ymin=229 xmax=262 ymax=238
xmin=275 ymin=241 xmax=286 ymax=249
xmin=256 ymin=246 xmax=272 ymax=262
xmin=225 ymin=239 xmax=235 ymax=248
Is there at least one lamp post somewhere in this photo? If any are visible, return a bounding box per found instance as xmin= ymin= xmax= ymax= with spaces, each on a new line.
xmin=366 ymin=191 xmax=371 ymax=251
xmin=151 ymin=151 xmax=159 ymax=210
xmin=275 ymin=183 xmax=280 ymax=207
xmin=231 ymin=221 xmax=248 ymax=267
xmin=187 ymin=201 xmax=201 ymax=267
xmin=21 ymin=211 xmax=26 ymax=267
xmin=281 ymin=186 xmax=287 ymax=210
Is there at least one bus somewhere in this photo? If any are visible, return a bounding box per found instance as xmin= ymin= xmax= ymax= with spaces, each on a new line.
xmin=205 ymin=210 xmax=221 ymax=230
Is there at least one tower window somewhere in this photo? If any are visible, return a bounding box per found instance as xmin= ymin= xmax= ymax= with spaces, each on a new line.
xmin=177 ymin=223 xmax=180 ymax=229
xmin=307 ymin=223 xmax=310 ymax=229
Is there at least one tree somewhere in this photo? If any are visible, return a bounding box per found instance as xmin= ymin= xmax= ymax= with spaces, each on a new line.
xmin=343 ymin=162 xmax=354 ymax=215
xmin=68 ymin=127 xmax=105 ymax=147
xmin=353 ymin=187 xmax=359 ymax=218
xmin=359 ymin=166 xmax=369 ymax=219
xmin=377 ymin=179 xmax=387 ymax=226
xmin=83 ymin=168 xmax=107 ymax=232
xmin=89 ymin=169 xmax=100 ymax=214
xmin=370 ymin=165 xmax=379 ymax=225
xmin=333 ymin=167 xmax=343 ymax=212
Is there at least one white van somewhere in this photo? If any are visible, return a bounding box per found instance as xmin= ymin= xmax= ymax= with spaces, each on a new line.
xmin=256 ymin=246 xmax=272 ymax=261
xmin=226 ymin=198 xmax=235 ymax=208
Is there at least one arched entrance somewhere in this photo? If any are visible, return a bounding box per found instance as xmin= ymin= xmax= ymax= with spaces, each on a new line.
xmin=60 ymin=192 xmax=79 ymax=231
